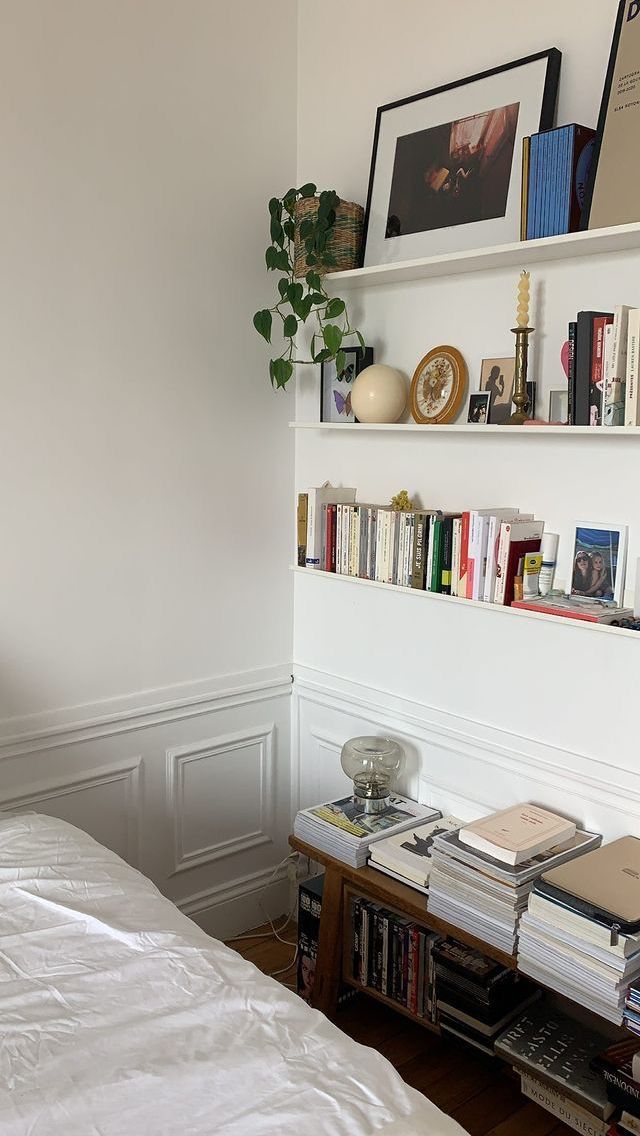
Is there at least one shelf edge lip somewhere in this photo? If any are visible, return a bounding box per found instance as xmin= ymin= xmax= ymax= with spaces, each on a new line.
xmin=325 ymin=221 xmax=640 ymax=288
xmin=290 ymin=567 xmax=639 ymax=640
xmin=288 ymin=421 xmax=640 ymax=435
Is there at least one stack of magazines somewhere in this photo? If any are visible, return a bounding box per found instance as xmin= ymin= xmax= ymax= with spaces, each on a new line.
xmin=293 ymin=795 xmax=441 ymax=868
xmin=428 ymin=813 xmax=601 ymax=956
xmin=518 ymin=837 xmax=640 ymax=1025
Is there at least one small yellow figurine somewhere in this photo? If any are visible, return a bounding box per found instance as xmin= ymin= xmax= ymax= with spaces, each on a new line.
xmin=391 ymin=489 xmax=413 ymax=512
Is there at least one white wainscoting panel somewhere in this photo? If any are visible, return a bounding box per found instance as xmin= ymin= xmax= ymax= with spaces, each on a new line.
xmin=293 ymin=664 xmax=640 ymax=842
xmin=0 ymin=665 xmax=292 ymax=938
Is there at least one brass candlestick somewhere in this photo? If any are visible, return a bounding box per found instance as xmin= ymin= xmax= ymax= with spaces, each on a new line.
xmin=509 ymin=324 xmax=534 ymax=424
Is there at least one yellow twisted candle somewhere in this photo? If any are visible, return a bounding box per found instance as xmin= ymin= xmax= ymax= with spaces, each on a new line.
xmin=516 ymin=269 xmax=530 ymax=328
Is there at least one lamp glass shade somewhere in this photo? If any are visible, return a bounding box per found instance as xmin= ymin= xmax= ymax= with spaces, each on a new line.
xmin=340 ymin=735 xmax=405 ymax=812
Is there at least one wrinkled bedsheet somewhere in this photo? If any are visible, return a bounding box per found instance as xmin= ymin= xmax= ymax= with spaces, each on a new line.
xmin=0 ymin=812 xmax=468 ymax=1135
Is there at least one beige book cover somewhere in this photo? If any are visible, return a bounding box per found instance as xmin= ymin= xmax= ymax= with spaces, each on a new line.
xmin=588 ymin=3 xmax=640 ymax=229
xmin=460 ymin=804 xmax=575 ymax=861
xmin=542 ymin=836 xmax=640 ymax=922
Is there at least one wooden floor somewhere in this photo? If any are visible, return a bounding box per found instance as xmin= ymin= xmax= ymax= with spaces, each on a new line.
xmin=228 ymin=921 xmax=574 ymax=1136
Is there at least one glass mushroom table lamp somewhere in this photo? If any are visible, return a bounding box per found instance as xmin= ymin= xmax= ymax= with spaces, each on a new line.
xmin=340 ymin=736 xmax=405 ymax=814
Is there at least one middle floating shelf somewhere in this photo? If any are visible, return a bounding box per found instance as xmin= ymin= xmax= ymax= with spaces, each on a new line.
xmin=289 ymin=422 xmax=640 ymax=436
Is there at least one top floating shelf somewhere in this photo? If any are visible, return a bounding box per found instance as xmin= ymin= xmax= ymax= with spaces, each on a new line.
xmin=326 ymin=222 xmax=640 ymax=289
xmin=289 ymin=422 xmax=640 ymax=436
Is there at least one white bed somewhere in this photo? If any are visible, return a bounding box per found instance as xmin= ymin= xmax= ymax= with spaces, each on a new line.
xmin=0 ymin=812 xmax=468 ymax=1135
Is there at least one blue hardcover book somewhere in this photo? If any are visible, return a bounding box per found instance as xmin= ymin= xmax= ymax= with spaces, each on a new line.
xmin=527 ymin=125 xmax=595 ymax=238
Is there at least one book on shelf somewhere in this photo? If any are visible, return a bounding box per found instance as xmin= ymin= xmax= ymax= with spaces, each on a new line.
xmin=535 ymin=837 xmax=640 ymax=937
xmin=305 ymin=483 xmax=356 ymax=568
xmin=619 ymin=1112 xmax=640 ymax=1136
xmin=520 ymin=1074 xmax=609 ymax=1136
xmin=626 ymin=309 xmax=640 ymax=427
xmin=297 ymin=493 xmax=308 ymax=567
xmin=297 ymin=874 xmax=355 ymax=1008
xmin=494 ymin=1001 xmax=614 ymax=1120
xmin=368 ymin=815 xmax=463 ymax=888
xmin=494 ymin=518 xmax=544 ymax=606
xmin=458 ymin=803 xmax=576 ymax=866
xmin=523 ymin=124 xmax=595 ymax=240
xmin=350 ymin=895 xmax=439 ymax=1019
xmin=293 ymin=795 xmax=441 ymax=869
xmin=527 ymin=891 xmax=640 ymax=959
xmin=512 ymin=595 xmax=633 ymax=624
xmin=592 ymin=1038 xmax=640 ymax=1117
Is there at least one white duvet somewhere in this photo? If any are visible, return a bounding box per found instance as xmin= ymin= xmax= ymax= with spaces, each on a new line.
xmin=0 ymin=812 xmax=467 ymax=1136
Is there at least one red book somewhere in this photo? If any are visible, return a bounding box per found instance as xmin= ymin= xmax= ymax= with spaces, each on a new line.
xmin=458 ymin=511 xmax=471 ymax=598
xmin=325 ymin=504 xmax=337 ymax=572
xmin=501 ymin=538 xmax=542 ymax=606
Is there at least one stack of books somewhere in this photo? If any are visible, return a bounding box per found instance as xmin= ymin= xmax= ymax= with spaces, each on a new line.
xmin=566 ymin=305 xmax=640 ymax=427
xmin=350 ymin=897 xmax=440 ymax=1020
xmin=592 ymin=1039 xmax=640 ymax=1135
xmin=368 ymin=815 xmax=461 ymax=892
xmin=521 ymin=124 xmax=595 ymax=240
xmin=433 ymin=938 xmax=539 ymax=1056
xmin=625 ymin=981 xmax=640 ymax=1037
xmin=293 ymin=795 xmax=440 ymax=868
xmin=495 ymin=1002 xmax=614 ymax=1135
xmin=428 ymin=805 xmax=601 ymax=955
xmin=518 ymin=837 xmax=640 ymax=1024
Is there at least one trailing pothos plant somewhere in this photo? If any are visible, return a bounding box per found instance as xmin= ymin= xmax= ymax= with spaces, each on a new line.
xmin=253 ymin=183 xmax=363 ymax=389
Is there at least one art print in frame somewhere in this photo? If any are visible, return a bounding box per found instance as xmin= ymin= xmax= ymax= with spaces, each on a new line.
xmin=467 ymin=391 xmax=490 ymax=423
xmin=320 ymin=346 xmax=373 ymax=423
xmin=480 ymin=357 xmax=515 ymax=425
xmin=582 ymin=1 xmax=640 ymax=229
xmin=362 ymin=49 xmax=561 ymax=266
xmin=569 ymin=522 xmax=628 ymax=605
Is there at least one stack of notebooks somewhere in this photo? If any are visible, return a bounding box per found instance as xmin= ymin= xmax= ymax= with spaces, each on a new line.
xmin=495 ymin=1002 xmax=614 ymax=1135
xmin=433 ymin=938 xmax=539 ymax=1056
xmin=428 ymin=804 xmax=601 ymax=955
xmin=368 ymin=815 xmax=461 ymax=892
xmin=592 ymin=1038 xmax=640 ymax=1136
xmin=518 ymin=837 xmax=640 ymax=1024
xmin=293 ymin=794 xmax=440 ymax=868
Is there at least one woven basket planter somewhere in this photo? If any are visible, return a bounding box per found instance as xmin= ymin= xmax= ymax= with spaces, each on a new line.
xmin=294 ymin=197 xmax=364 ymax=278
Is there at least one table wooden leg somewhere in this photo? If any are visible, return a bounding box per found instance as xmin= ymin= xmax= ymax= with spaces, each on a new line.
xmin=311 ymin=864 xmax=343 ymax=1019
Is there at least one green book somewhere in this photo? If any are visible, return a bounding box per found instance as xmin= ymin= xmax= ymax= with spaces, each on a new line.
xmin=430 ymin=518 xmax=443 ymax=593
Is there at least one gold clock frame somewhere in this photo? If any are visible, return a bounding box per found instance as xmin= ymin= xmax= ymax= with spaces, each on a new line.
xmin=410 ymin=345 xmax=468 ymax=425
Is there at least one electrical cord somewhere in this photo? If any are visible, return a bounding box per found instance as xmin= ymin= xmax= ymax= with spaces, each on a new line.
xmin=226 ymin=852 xmax=300 ymax=959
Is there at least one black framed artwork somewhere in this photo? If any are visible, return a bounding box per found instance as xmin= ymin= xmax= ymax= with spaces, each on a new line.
xmin=320 ymin=347 xmax=373 ymax=423
xmin=362 ymin=49 xmax=561 ymax=267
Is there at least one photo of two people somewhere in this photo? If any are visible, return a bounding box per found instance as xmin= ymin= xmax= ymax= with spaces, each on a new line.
xmin=570 ymin=527 xmax=620 ymax=603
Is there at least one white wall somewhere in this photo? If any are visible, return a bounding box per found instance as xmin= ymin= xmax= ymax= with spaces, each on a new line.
xmin=0 ymin=0 xmax=297 ymax=934
xmin=293 ymin=0 xmax=640 ymax=838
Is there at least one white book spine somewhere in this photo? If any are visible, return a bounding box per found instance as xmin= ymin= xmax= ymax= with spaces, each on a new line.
xmin=483 ymin=515 xmax=499 ymax=602
xmin=375 ymin=509 xmax=384 ymax=581
xmin=350 ymin=505 xmax=360 ymax=576
xmin=397 ymin=512 xmax=406 ymax=586
xmin=612 ymin=304 xmax=631 ymax=380
xmin=305 ymin=489 xmax=319 ymax=566
xmin=493 ymin=522 xmax=512 ymax=605
xmin=451 ymin=517 xmax=461 ymax=597
xmin=520 ymin=1074 xmax=607 ymax=1136
xmin=625 ymin=308 xmax=640 ymax=426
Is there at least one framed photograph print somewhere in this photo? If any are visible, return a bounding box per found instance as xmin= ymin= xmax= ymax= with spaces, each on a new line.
xmin=583 ymin=2 xmax=640 ymax=229
xmin=320 ymin=346 xmax=373 ymax=423
xmin=549 ymin=388 xmax=569 ymax=423
xmin=467 ymin=391 xmax=490 ymax=423
xmin=362 ymin=49 xmax=561 ymax=267
xmin=480 ymin=357 xmax=515 ymax=424
xmin=569 ymin=522 xmax=628 ymax=605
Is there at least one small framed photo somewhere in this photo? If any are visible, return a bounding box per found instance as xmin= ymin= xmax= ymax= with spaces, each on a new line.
xmin=467 ymin=391 xmax=490 ymax=424
xmin=480 ymin=357 xmax=515 ymax=424
xmin=320 ymin=347 xmax=373 ymax=423
xmin=549 ymin=388 xmax=569 ymax=423
xmin=569 ymin=522 xmax=628 ymax=605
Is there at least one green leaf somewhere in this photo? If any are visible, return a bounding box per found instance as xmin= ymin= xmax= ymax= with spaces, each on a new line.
xmin=265 ymin=246 xmax=278 ymax=270
xmin=325 ymin=298 xmax=345 ymax=319
xmin=335 ymin=350 xmax=347 ymax=377
xmin=286 ymin=282 xmax=303 ymax=305
xmin=253 ymin=309 xmax=272 ymax=343
xmin=270 ymin=217 xmax=284 ymax=246
xmin=268 ymin=198 xmax=281 ymax=217
xmin=299 ymin=218 xmax=314 ymax=240
xmin=283 ymin=314 xmax=298 ymax=338
xmin=283 ymin=219 xmax=295 ymax=241
xmin=312 ymin=347 xmax=332 ymax=364
xmin=299 ymin=182 xmax=316 ymax=198
xmin=305 ymin=270 xmax=322 ymax=291
xmin=309 ymin=292 xmax=326 ymax=306
xmin=355 ymin=330 xmax=365 ymax=352
xmin=296 ymin=295 xmax=313 ymax=321
xmin=277 ymin=277 xmax=289 ymax=299
xmin=323 ymin=324 xmax=343 ymax=354
xmin=273 ymin=249 xmax=290 ymax=272
xmin=271 ymin=357 xmax=293 ymax=389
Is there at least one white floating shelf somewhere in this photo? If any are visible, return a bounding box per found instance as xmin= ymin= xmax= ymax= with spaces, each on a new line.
xmin=291 ymin=566 xmax=639 ymax=640
xmin=326 ymin=222 xmax=640 ymax=289
xmin=289 ymin=421 xmax=640 ymax=436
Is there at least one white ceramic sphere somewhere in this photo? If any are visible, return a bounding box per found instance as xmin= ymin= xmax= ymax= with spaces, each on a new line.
xmin=351 ymin=364 xmax=407 ymax=424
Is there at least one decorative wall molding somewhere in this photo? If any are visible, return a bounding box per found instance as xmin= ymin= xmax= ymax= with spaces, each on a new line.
xmin=0 ymin=757 xmax=142 ymax=864
xmin=167 ymin=725 xmax=275 ymax=876
xmin=178 ymin=860 xmax=289 ymax=919
xmin=0 ymin=665 xmax=292 ymax=759
xmin=293 ymin=665 xmax=640 ymax=829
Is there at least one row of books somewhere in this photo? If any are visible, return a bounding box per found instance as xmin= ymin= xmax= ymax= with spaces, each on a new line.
xmin=521 ymin=123 xmax=595 ymax=241
xmin=350 ymin=895 xmax=439 ymax=1018
xmin=298 ymin=486 xmax=546 ymax=607
xmin=567 ymin=306 xmax=640 ymax=427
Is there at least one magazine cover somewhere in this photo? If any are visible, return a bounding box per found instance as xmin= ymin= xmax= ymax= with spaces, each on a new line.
xmin=434 ymin=827 xmax=602 ymax=885
xmin=370 ymin=815 xmax=462 ymax=882
xmin=308 ymin=795 xmax=434 ymax=839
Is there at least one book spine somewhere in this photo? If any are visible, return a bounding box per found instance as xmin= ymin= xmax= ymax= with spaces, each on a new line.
xmin=416 ymin=930 xmax=426 ymax=1018
xmin=305 ymin=489 xmax=319 ymax=566
xmin=527 ymin=134 xmax=540 ymax=239
xmin=521 ymin=135 xmax=530 ymax=240
xmin=626 ymin=309 xmax=640 ymax=426
xmin=368 ymin=507 xmax=377 ymax=581
xmin=458 ymin=511 xmax=471 ymax=597
xmin=521 ymin=1074 xmax=607 ymax=1136
xmin=568 ymin=320 xmax=577 ymax=426
xmin=493 ymin=522 xmax=512 ymax=605
xmin=336 ymin=505 xmax=343 ymax=574
xmin=590 ymin=315 xmax=613 ymax=425
xmin=429 ymin=518 xmax=443 ymax=593
xmin=450 ymin=517 xmax=461 ymax=597
xmin=411 ymin=514 xmax=426 ymax=588
xmin=440 ymin=517 xmax=454 ymax=595
xmin=405 ymin=514 xmax=415 ymax=587
xmin=483 ymin=515 xmax=498 ymax=602
xmin=297 ymin=493 xmax=308 ymax=567
xmin=352 ymin=897 xmax=362 ymax=981
xmin=381 ymin=910 xmax=390 ymax=995
xmin=395 ymin=512 xmax=405 ymax=586
xmin=425 ymin=515 xmax=435 ymax=591
xmin=360 ymin=901 xmax=370 ymax=986
xmin=320 ymin=504 xmax=328 ymax=573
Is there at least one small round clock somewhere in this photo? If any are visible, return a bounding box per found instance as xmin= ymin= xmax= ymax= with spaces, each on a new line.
xmin=410 ymin=346 xmax=467 ymax=425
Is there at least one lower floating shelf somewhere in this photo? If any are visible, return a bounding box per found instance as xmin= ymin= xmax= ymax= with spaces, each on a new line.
xmin=291 ymin=566 xmax=639 ymax=640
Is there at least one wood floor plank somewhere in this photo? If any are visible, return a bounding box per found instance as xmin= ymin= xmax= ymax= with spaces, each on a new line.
xmin=485 ymin=1101 xmax=567 ymax=1136
xmin=450 ymin=1074 xmax=524 ymax=1136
